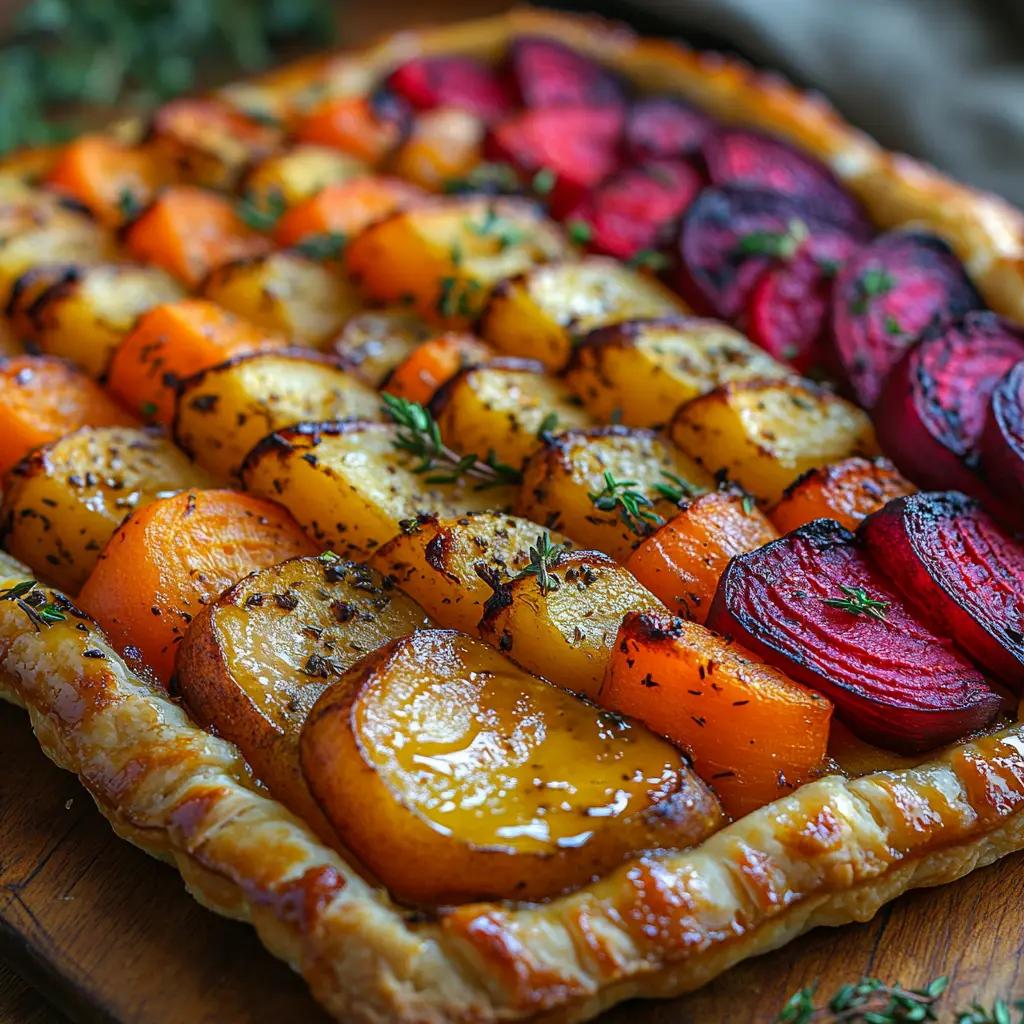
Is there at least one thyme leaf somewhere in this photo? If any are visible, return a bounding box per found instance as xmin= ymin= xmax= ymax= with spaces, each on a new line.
xmin=821 ymin=584 xmax=891 ymax=621
xmin=235 ymin=188 xmax=286 ymax=232
xmin=294 ymin=231 xmax=346 ymax=262
xmin=587 ymin=471 xmax=663 ymax=535
xmin=735 ymin=218 xmax=809 ymax=260
xmin=513 ymin=533 xmax=567 ymax=596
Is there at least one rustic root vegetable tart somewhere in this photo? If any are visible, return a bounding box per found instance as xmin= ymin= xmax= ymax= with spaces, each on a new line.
xmin=3 ymin=8 xmax=1024 ymax=1022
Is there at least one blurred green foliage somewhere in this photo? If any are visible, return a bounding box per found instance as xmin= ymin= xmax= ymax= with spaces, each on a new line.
xmin=0 ymin=0 xmax=337 ymax=152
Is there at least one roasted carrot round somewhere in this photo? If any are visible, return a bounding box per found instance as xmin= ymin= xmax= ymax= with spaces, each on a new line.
xmin=294 ymin=97 xmax=406 ymax=164
xmin=382 ymin=333 xmax=493 ymax=405
xmin=106 ymin=299 xmax=285 ymax=426
xmin=0 ymin=355 xmax=135 ymax=475
xmin=78 ymin=489 xmax=318 ymax=685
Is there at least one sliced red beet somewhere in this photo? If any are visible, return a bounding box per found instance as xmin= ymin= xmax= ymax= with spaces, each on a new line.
xmin=508 ymin=36 xmax=626 ymax=111
xmin=859 ymin=491 xmax=1024 ymax=688
xmin=746 ymin=254 xmax=834 ymax=373
xmin=677 ymin=187 xmax=865 ymax=321
xmin=568 ymin=159 xmax=703 ymax=262
xmin=385 ymin=56 xmax=514 ymax=121
xmin=484 ymin=107 xmax=623 ymax=218
xmin=706 ymin=519 xmax=1001 ymax=753
xmin=980 ymin=361 xmax=1024 ymax=513
xmin=623 ymin=96 xmax=717 ymax=161
xmin=873 ymin=312 xmax=1024 ymax=496
xmin=832 ymin=231 xmax=984 ymax=409
xmin=704 ymin=128 xmax=868 ymax=229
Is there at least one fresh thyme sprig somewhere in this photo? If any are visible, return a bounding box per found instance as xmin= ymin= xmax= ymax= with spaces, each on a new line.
xmin=381 ymin=394 xmax=522 ymax=490
xmin=0 ymin=579 xmax=67 ymax=630
xmin=467 ymin=205 xmax=525 ymax=250
xmin=294 ymin=231 xmax=346 ymax=262
xmin=587 ymin=471 xmax=663 ymax=535
xmin=513 ymin=533 xmax=567 ymax=595
xmin=652 ymin=470 xmax=699 ymax=504
xmin=774 ymin=976 xmax=947 ymax=1023
xmin=956 ymin=999 xmax=1024 ymax=1024
xmin=822 ymin=584 xmax=891 ymax=621
xmin=849 ymin=266 xmax=896 ymax=314
xmin=735 ymin=217 xmax=809 ymax=260
xmin=235 ymin=189 xmax=286 ymax=232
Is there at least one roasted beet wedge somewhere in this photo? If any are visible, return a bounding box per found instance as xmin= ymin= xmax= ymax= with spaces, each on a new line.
xmin=981 ymin=361 xmax=1024 ymax=513
xmin=704 ymin=128 xmax=867 ymax=228
xmin=485 ymin=107 xmax=623 ymax=217
xmin=509 ymin=36 xmax=626 ymax=110
xmin=874 ymin=312 xmax=1024 ymax=495
xmin=860 ymin=491 xmax=1024 ymax=687
xmin=678 ymin=187 xmax=865 ymax=321
xmin=623 ymin=96 xmax=717 ymax=161
xmin=706 ymin=519 xmax=1001 ymax=753
xmin=570 ymin=159 xmax=703 ymax=262
xmin=832 ymin=231 xmax=984 ymax=408
xmin=747 ymin=254 xmax=833 ymax=373
xmin=385 ymin=56 xmax=514 ymax=121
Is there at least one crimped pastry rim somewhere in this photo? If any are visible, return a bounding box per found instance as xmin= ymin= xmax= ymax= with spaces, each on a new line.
xmin=4 ymin=8 xmax=1024 ymax=1022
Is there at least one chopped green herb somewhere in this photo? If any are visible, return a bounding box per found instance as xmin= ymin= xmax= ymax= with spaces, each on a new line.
xmin=141 ymin=401 xmax=158 ymax=418
xmin=444 ymin=162 xmax=520 ymax=196
xmin=294 ymin=231 xmax=346 ymax=262
xmin=652 ymin=470 xmax=698 ymax=504
xmin=587 ymin=471 xmax=663 ymax=535
xmin=513 ymin=533 xmax=567 ymax=595
xmin=567 ymin=219 xmax=592 ymax=245
xmin=884 ymin=314 xmax=904 ymax=336
xmin=436 ymin=276 xmax=481 ymax=319
xmin=117 ymin=188 xmax=144 ymax=222
xmin=735 ymin=218 xmax=809 ymax=260
xmin=850 ymin=266 xmax=896 ymax=313
xmin=822 ymin=584 xmax=890 ymax=621
xmin=467 ymin=205 xmax=524 ymax=250
xmin=532 ymin=168 xmax=556 ymax=196
xmin=537 ymin=411 xmax=559 ymax=438
xmin=628 ymin=249 xmax=671 ymax=272
xmin=235 ymin=189 xmax=286 ymax=232
xmin=0 ymin=579 xmax=67 ymax=630
xmin=741 ymin=494 xmax=756 ymax=515
xmin=608 ymin=408 xmax=623 ymax=425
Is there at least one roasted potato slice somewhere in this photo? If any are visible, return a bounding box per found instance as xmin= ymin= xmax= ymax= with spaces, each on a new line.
xmin=0 ymin=426 xmax=214 ymax=592
xmin=176 ymin=553 xmax=434 ymax=842
xmin=8 ymin=262 xmax=185 ymax=378
xmin=345 ymin=196 xmax=570 ymax=327
xmin=478 ymin=549 xmax=665 ymax=699
xmin=481 ymin=257 xmax=687 ymax=371
xmin=241 ymin=145 xmax=369 ymax=208
xmin=564 ymin=316 xmax=791 ymax=427
xmin=201 ymin=251 xmax=362 ymax=348
xmin=240 ymin=420 xmax=516 ymax=559
xmin=669 ymin=379 xmax=879 ymax=507
xmin=301 ymin=630 xmax=723 ymax=903
xmin=389 ymin=109 xmax=485 ymax=192
xmin=370 ymin=513 xmax=573 ymax=634
xmin=174 ymin=350 xmax=381 ymax=480
xmin=515 ymin=425 xmax=714 ymax=562
xmin=330 ymin=309 xmax=434 ymax=387
xmin=431 ymin=357 xmax=595 ymax=469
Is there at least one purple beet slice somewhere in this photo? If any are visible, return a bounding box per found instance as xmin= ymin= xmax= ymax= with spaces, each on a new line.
xmin=677 ymin=186 xmax=865 ymax=321
xmin=981 ymin=361 xmax=1024 ymax=514
xmin=508 ymin=36 xmax=626 ymax=111
xmin=386 ymin=56 xmax=514 ymax=121
xmin=623 ymin=96 xmax=717 ymax=161
xmin=832 ymin=230 xmax=984 ymax=409
xmin=569 ymin=159 xmax=703 ymax=262
xmin=873 ymin=312 xmax=1024 ymax=496
xmin=706 ymin=519 xmax=1001 ymax=753
xmin=859 ymin=491 xmax=1024 ymax=687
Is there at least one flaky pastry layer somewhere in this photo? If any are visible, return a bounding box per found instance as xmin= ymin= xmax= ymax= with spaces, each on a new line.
xmin=6 ymin=10 xmax=1024 ymax=1022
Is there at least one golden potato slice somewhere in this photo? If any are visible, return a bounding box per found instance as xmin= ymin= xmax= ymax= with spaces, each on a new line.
xmin=431 ymin=357 xmax=595 ymax=469
xmin=481 ymin=257 xmax=687 ymax=372
xmin=201 ymin=250 xmax=362 ymax=349
xmin=564 ymin=316 xmax=791 ymax=427
xmin=0 ymin=426 xmax=214 ymax=592
xmin=330 ymin=308 xmax=434 ymax=387
xmin=8 ymin=262 xmax=185 ymax=378
xmin=176 ymin=553 xmax=434 ymax=842
xmin=669 ymin=380 xmax=879 ymax=507
xmin=301 ymin=630 xmax=723 ymax=903
xmin=241 ymin=145 xmax=369 ymax=207
xmin=345 ymin=196 xmax=570 ymax=327
xmin=370 ymin=513 xmax=573 ymax=634
xmin=478 ymin=549 xmax=665 ymax=699
xmin=515 ymin=425 xmax=714 ymax=563
xmin=240 ymin=420 xmax=516 ymax=559
xmin=390 ymin=109 xmax=485 ymax=192
xmin=174 ymin=350 xmax=381 ymax=481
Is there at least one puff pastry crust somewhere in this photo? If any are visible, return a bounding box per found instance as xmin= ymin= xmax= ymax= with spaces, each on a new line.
xmin=6 ymin=10 xmax=1024 ymax=1022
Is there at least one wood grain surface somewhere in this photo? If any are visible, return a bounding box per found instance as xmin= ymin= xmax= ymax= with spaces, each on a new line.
xmin=2 ymin=698 xmax=1023 ymax=1023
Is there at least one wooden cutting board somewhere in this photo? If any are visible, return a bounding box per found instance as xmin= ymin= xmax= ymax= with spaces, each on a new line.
xmin=2 ymin=702 xmax=1023 ymax=1023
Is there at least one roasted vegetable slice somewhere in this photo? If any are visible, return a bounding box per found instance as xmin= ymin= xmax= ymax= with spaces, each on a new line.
xmin=623 ymin=96 xmax=716 ymax=161
xmin=706 ymin=519 xmax=1002 ymax=753
xmin=371 ymin=513 xmax=573 ymax=635
xmin=601 ymin=611 xmax=832 ymax=818
xmin=626 ymin=486 xmax=778 ymax=623
xmin=241 ymin=145 xmax=369 ymax=208
xmin=381 ymin=333 xmax=493 ymax=405
xmin=294 ymin=94 xmax=409 ymax=164
xmin=174 ymin=350 xmax=380 ymax=481
xmin=1 ymin=426 xmax=214 ymax=593
xmin=981 ymin=361 xmax=1024 ymax=513
xmin=330 ymin=309 xmax=434 ymax=387
xmin=508 ymin=36 xmax=627 ymax=111
xmin=516 ymin=425 xmax=713 ymax=562
xmin=301 ymin=630 xmax=721 ymax=904
xmin=390 ymin=109 xmax=487 ymax=192
xmin=564 ymin=316 xmax=789 ymax=427
xmin=176 ymin=554 xmax=434 ymax=841
xmin=481 ymin=256 xmax=685 ymax=372
xmin=478 ymin=549 xmax=665 ymax=698
xmin=670 ymin=379 xmax=878 ymax=507
xmin=386 ymin=57 xmax=513 ymax=120
xmin=770 ymin=457 xmax=916 ymax=535
xmin=860 ymin=491 xmax=1024 ymax=687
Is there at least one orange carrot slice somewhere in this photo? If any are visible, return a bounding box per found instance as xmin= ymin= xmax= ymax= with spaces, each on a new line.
xmin=78 ymin=489 xmax=317 ymax=685
xmin=294 ymin=97 xmax=406 ymax=163
xmin=382 ymin=333 xmax=493 ymax=405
